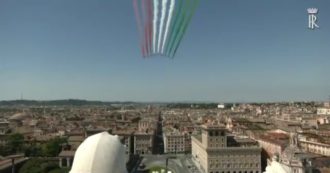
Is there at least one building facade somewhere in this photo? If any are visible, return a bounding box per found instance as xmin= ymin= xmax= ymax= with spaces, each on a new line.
xmin=317 ymin=108 xmax=330 ymax=115
xmin=0 ymin=120 xmax=10 ymax=135
xmin=299 ymin=140 xmax=330 ymax=156
xmin=191 ymin=124 xmax=262 ymax=173
xmin=163 ymin=130 xmax=191 ymax=153
xmin=133 ymin=132 xmax=154 ymax=154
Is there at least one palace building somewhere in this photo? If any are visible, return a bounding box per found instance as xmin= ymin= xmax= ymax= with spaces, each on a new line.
xmin=191 ymin=124 xmax=262 ymax=173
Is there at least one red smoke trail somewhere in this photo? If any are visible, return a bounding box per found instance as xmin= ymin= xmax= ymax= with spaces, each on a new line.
xmin=147 ymin=0 xmax=153 ymax=57
xmin=133 ymin=0 xmax=146 ymax=57
xmin=141 ymin=0 xmax=149 ymax=56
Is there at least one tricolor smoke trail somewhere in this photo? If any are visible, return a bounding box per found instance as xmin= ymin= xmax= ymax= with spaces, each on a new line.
xmin=133 ymin=0 xmax=199 ymax=58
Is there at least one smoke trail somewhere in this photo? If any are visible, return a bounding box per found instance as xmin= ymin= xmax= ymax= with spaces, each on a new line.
xmin=140 ymin=0 xmax=148 ymax=56
xmin=141 ymin=0 xmax=153 ymax=56
xmin=166 ymin=0 xmax=187 ymax=56
xmin=133 ymin=0 xmax=146 ymax=57
xmin=160 ymin=0 xmax=175 ymax=54
xmin=164 ymin=0 xmax=184 ymax=56
xmin=170 ymin=0 xmax=199 ymax=57
xmin=152 ymin=0 xmax=159 ymax=54
xmin=157 ymin=0 xmax=168 ymax=53
xmin=147 ymin=0 xmax=153 ymax=56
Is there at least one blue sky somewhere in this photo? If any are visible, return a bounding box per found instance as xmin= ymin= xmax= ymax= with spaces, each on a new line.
xmin=0 ymin=0 xmax=329 ymax=102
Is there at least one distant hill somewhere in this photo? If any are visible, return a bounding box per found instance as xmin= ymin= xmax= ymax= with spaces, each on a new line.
xmin=0 ymin=99 xmax=137 ymax=106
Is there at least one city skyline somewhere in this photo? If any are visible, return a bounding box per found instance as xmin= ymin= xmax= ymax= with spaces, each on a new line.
xmin=1 ymin=0 xmax=330 ymax=102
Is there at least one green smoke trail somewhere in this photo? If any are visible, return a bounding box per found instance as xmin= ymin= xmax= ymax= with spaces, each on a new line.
xmin=167 ymin=0 xmax=191 ymax=57
xmin=164 ymin=0 xmax=185 ymax=56
xmin=170 ymin=0 xmax=199 ymax=58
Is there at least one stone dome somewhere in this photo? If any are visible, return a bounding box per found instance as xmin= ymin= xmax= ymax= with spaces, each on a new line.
xmin=69 ymin=132 xmax=127 ymax=173
xmin=9 ymin=113 xmax=28 ymax=121
xmin=264 ymin=161 xmax=291 ymax=173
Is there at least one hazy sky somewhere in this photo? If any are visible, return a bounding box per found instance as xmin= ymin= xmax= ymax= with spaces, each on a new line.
xmin=0 ymin=0 xmax=329 ymax=102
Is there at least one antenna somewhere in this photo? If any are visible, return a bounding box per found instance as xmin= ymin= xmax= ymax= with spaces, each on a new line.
xmin=20 ymin=92 xmax=23 ymax=100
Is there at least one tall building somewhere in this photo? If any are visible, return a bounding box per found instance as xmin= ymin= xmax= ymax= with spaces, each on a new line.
xmin=134 ymin=131 xmax=154 ymax=154
xmin=133 ymin=118 xmax=156 ymax=155
xmin=163 ymin=128 xmax=191 ymax=153
xmin=191 ymin=124 xmax=262 ymax=173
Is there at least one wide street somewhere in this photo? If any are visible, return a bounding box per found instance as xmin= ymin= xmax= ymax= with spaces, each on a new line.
xmin=134 ymin=154 xmax=201 ymax=173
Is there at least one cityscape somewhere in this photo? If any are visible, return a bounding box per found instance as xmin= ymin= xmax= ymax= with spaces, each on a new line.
xmin=1 ymin=100 xmax=330 ymax=173
xmin=1 ymin=0 xmax=330 ymax=173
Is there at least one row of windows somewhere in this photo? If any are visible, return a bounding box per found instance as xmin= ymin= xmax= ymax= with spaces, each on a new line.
xmin=167 ymin=140 xmax=185 ymax=143
xmin=209 ymin=159 xmax=259 ymax=163
xmin=209 ymin=163 xmax=259 ymax=169
xmin=209 ymin=144 xmax=225 ymax=148
xmin=209 ymin=131 xmax=226 ymax=136
xmin=136 ymin=140 xmax=152 ymax=143
xmin=135 ymin=144 xmax=151 ymax=148
xmin=167 ymin=144 xmax=184 ymax=148
xmin=167 ymin=143 xmax=184 ymax=146
xmin=304 ymin=143 xmax=330 ymax=150
xmin=136 ymin=141 xmax=151 ymax=145
xmin=166 ymin=148 xmax=184 ymax=152
xmin=307 ymin=148 xmax=330 ymax=155
xmin=167 ymin=137 xmax=184 ymax=139
xmin=135 ymin=139 xmax=152 ymax=142
xmin=208 ymin=154 xmax=260 ymax=158
xmin=167 ymin=138 xmax=185 ymax=140
xmin=210 ymin=171 xmax=259 ymax=173
xmin=209 ymin=138 xmax=225 ymax=142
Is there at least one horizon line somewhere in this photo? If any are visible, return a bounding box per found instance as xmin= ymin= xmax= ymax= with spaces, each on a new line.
xmin=0 ymin=98 xmax=328 ymax=104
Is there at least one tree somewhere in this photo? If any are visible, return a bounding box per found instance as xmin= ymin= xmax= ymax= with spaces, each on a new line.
xmin=6 ymin=133 xmax=24 ymax=154
xmin=19 ymin=158 xmax=61 ymax=173
xmin=0 ymin=144 xmax=11 ymax=156
xmin=42 ymin=137 xmax=67 ymax=157
xmin=48 ymin=168 xmax=70 ymax=173
xmin=24 ymin=145 xmax=42 ymax=157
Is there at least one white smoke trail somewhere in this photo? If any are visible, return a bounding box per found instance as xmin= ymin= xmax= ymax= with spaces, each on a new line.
xmin=152 ymin=0 xmax=159 ymax=54
xmin=160 ymin=0 xmax=175 ymax=54
xmin=157 ymin=0 xmax=168 ymax=53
